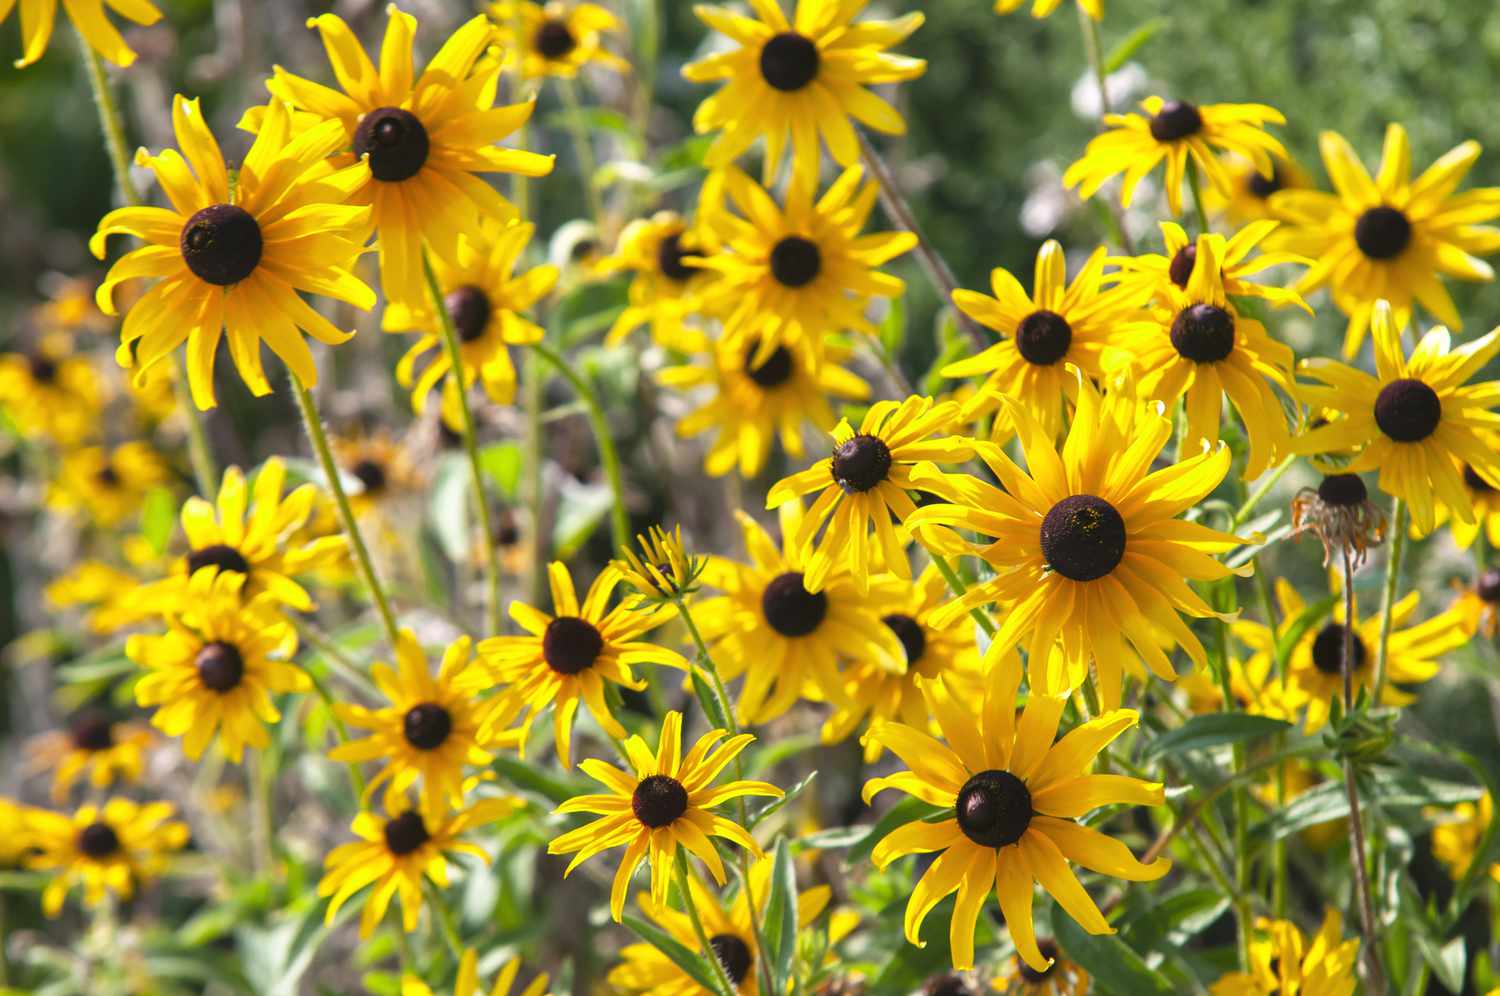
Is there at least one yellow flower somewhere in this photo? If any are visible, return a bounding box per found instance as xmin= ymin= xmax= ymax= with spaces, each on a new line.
xmin=319 ymin=794 xmax=521 ymax=938
xmin=696 ymin=165 xmax=916 ymax=367
xmin=911 ymin=374 xmax=1245 ymax=707
xmin=600 ymin=212 xmax=718 ymax=351
xmin=1108 ymin=220 xmax=1309 ymax=314
xmin=386 ymin=220 xmax=556 ymax=426
xmin=23 ymin=799 xmax=188 ymax=916
xmin=127 ymin=571 xmax=309 ymax=762
xmin=34 ymin=274 xmax=116 ymax=336
xmin=487 ymin=1 xmax=628 ymax=80
xmin=1420 ymin=432 xmax=1500 ymax=549
xmin=993 ymin=938 xmax=1091 ymax=995
xmin=948 ymin=240 xmax=1143 ymax=437
xmin=1453 ymin=570 xmax=1500 ymax=640
xmin=330 ymin=631 xmax=511 ymax=810
xmin=92 ymin=96 xmax=372 ymax=409
xmin=658 ymin=330 xmax=870 ymax=479
xmin=612 ymin=524 xmax=705 ymax=603
xmin=44 ymin=538 xmax=166 ymax=634
xmin=403 ymin=948 xmax=549 ymax=996
xmin=1210 ymin=909 xmax=1359 ymax=996
xmin=262 ymin=5 xmax=554 ymax=308
xmin=477 ymin=562 xmax=688 ymax=768
xmin=548 ymin=711 xmax=780 ymax=921
xmin=1206 ymin=152 xmax=1314 ymax=226
xmin=47 ymin=441 xmax=170 ymax=528
xmin=1064 ymin=96 xmax=1286 ymax=217
xmin=1 ymin=0 xmax=161 ymax=68
xmin=331 ymin=427 xmax=424 ymax=518
xmin=864 ymin=660 xmax=1169 ymax=972
xmin=0 ymin=344 xmax=104 ymax=446
xmin=692 ymin=506 xmax=907 ymax=725
xmin=26 ymin=709 xmax=153 ymax=803
xmin=995 ymin=0 xmax=1100 ymax=20
xmin=683 ymin=0 xmax=925 ymax=190
xmin=1291 ymin=301 xmax=1500 ymax=535
xmin=1427 ymin=792 xmax=1500 ymax=883
xmin=1271 ymin=123 xmax=1500 ymax=357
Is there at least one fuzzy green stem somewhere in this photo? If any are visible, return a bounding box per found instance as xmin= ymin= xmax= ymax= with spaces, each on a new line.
xmin=675 ymin=848 xmax=738 ymax=996
xmin=1371 ymin=497 xmax=1406 ymax=703
xmin=1231 ymin=456 xmax=1294 ymax=529
xmin=1187 ymin=159 xmax=1212 ymax=234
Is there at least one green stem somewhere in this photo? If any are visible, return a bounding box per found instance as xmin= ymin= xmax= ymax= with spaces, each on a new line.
xmin=1231 ymin=456 xmax=1294 ymax=529
xmin=1187 ymin=159 xmax=1212 ymax=234
xmin=1371 ymin=497 xmax=1406 ymax=703
xmin=422 ymin=879 xmax=464 ymax=961
xmin=523 ymin=349 xmax=547 ymax=607
xmin=926 ymin=550 xmax=998 ymax=637
xmin=674 ymin=849 xmax=738 ymax=996
xmin=558 ymin=77 xmax=607 ymax=231
xmin=422 ymin=251 xmax=501 ymax=636
xmin=1254 ymin=565 xmax=1289 ymax=918
xmin=290 ymin=374 xmax=402 ymax=649
xmin=529 ymin=341 xmax=629 ymax=551
xmin=304 ymin=665 xmax=367 ymax=801
xmin=249 ymin=748 xmax=275 ymax=876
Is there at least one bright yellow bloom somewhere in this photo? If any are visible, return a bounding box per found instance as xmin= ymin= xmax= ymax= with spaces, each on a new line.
xmin=864 ymin=661 xmax=1168 ymax=972
xmin=612 ymin=524 xmax=704 ymax=602
xmin=683 ymin=0 xmax=925 ymax=190
xmin=1427 ymin=792 xmax=1500 ymax=883
xmin=1454 ymin=570 xmax=1500 ymax=640
xmin=1206 ymin=152 xmax=1314 ymax=226
xmin=403 ymin=948 xmax=549 ymax=996
xmin=600 ymin=212 xmax=718 ymax=350
xmin=26 ymin=709 xmax=152 ymax=803
xmin=1272 ymin=123 xmax=1500 ymax=356
xmin=23 ymin=798 xmax=188 ymax=916
xmin=1427 ymin=438 xmax=1500 ymax=549
xmin=487 ymin=1 xmax=628 ymax=80
xmin=34 ymin=274 xmax=116 ymax=336
xmin=1064 ymin=96 xmax=1286 ymax=217
xmin=1210 ymin=909 xmax=1359 ymax=996
xmin=331 ymin=426 xmax=424 ymax=518
xmin=548 ymin=711 xmax=779 ymax=921
xmin=93 ymin=96 xmax=372 ymax=408
xmin=47 ymin=441 xmax=170 ymax=528
xmin=44 ymin=537 xmax=166 ymax=634
xmin=1 ymin=0 xmax=161 ymax=68
xmin=995 ymin=0 xmax=1100 ymax=20
xmin=0 ymin=344 xmax=104 ymax=446
xmin=1108 ymin=220 xmax=1309 ymax=314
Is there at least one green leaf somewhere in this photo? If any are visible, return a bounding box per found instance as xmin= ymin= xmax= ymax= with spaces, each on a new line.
xmin=491 ymin=756 xmax=587 ymax=806
xmin=690 ymin=665 xmax=733 ymax=732
xmin=1140 ymin=712 xmax=1291 ymax=763
xmin=1274 ymin=594 xmax=1339 ymax=663
xmin=427 ymin=454 xmax=472 ymax=563
xmin=1104 ymin=18 xmax=1169 ymax=73
xmin=763 ymin=838 xmax=800 ymax=993
xmin=1122 ymin=887 xmax=1229 ymax=952
xmin=141 ymin=485 xmax=176 ymax=553
xmin=879 ymin=295 xmax=906 ymax=358
xmin=748 ymin=770 xmax=817 ymax=830
xmin=552 ymin=479 xmax=613 ymax=559
xmin=478 ymin=442 xmax=523 ymax=499
xmin=543 ymin=107 xmax=644 ymax=158
xmin=622 ymin=914 xmax=724 ymax=993
xmin=1054 ymin=910 xmax=1174 ymax=996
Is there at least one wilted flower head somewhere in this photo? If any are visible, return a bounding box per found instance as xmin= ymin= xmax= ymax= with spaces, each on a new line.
xmin=1290 ymin=472 xmax=1387 ymax=568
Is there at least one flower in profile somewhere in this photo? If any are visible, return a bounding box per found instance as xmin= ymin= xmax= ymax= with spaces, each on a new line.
xmin=1426 ymin=792 xmax=1500 ymax=883
xmin=1289 ymin=472 xmax=1387 ymax=568
xmin=600 ymin=212 xmax=717 ymax=351
xmin=547 ymin=711 xmax=779 ymax=921
xmin=994 ymin=0 xmax=1100 ymax=20
xmin=47 ymin=442 xmax=170 ymax=528
xmin=767 ymin=396 xmax=974 ymax=593
xmin=92 ymin=96 xmax=373 ymax=409
xmin=1063 ymin=97 xmax=1286 ymax=217
xmin=611 ymin=852 xmax=839 ymax=995
xmin=1108 ymin=220 xmax=1309 ymax=314
xmin=403 ymin=948 xmax=548 ymax=996
xmin=2 ymin=0 xmax=161 ymax=68
xmin=27 ymin=708 xmax=152 ymax=803
xmin=1271 ymin=123 xmax=1500 ymax=357
xmin=864 ymin=659 xmax=1169 ymax=972
xmin=658 ymin=331 xmax=870 ymax=479
xmin=127 ymin=571 xmax=308 ymax=762
xmin=262 ymin=5 xmax=553 ymax=308
xmin=1425 ymin=436 xmax=1500 ymax=550
xmin=1209 ymin=909 xmax=1359 ymax=996
xmin=994 ymin=938 xmax=1090 ymax=995
xmin=948 ymin=240 xmax=1142 ymax=438
xmin=487 ymin=1 xmax=628 ymax=80
xmin=319 ymin=794 xmax=521 ymax=938
xmin=478 ymin=562 xmax=688 ymax=768
xmin=1207 ymin=152 xmax=1313 ymax=225
xmin=683 ymin=0 xmax=925 ymax=189
xmin=1292 ymin=301 xmax=1500 ymax=536
xmin=612 ymin=524 xmax=706 ymax=604
xmin=910 ymin=374 xmax=1245 ymax=707
xmin=386 ymin=220 xmax=556 ymax=428
xmin=0 ymin=342 xmax=104 ymax=446
xmin=693 ymin=507 xmax=906 ymax=725
xmin=22 ymin=799 xmax=188 ymax=916
xmin=696 ymin=165 xmax=916 ymax=366
xmin=1111 ymin=233 xmax=1297 ymax=479
xmin=330 ymin=632 xmax=511 ymax=809
xmin=1452 ymin=568 xmax=1500 ymax=639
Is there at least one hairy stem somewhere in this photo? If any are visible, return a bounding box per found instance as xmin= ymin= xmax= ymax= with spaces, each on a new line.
xmin=1371 ymin=497 xmax=1406 ymax=702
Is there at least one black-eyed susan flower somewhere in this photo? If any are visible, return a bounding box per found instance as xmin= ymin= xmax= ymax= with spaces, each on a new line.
xmin=994 ymin=939 xmax=1090 ymax=995
xmin=488 ymin=1 xmax=628 ymax=80
xmin=1427 ymin=792 xmax=1500 ymax=884
xmin=683 ymin=0 xmax=925 ymax=189
xmin=319 ymin=794 xmax=521 ymax=938
xmin=1271 ymin=123 xmax=1500 ymax=357
xmin=0 ymin=342 xmax=104 ymax=445
xmin=767 ymin=396 xmax=974 ymax=593
xmin=1209 ymin=909 xmax=1359 ymax=996
xmin=1110 ymin=233 xmax=1297 ymax=479
xmin=2 ymin=0 xmax=161 ymax=68
xmin=1424 ymin=434 xmax=1500 ymax=550
xmin=864 ymin=660 xmax=1169 ymax=973
xmin=47 ymin=442 xmax=169 ymax=528
xmin=658 ymin=330 xmax=870 ymax=479
xmin=696 ymin=165 xmax=916 ymax=366
xmin=92 ymin=96 xmax=373 ymax=409
xmin=910 ymin=374 xmax=1245 ymax=707
xmin=547 ymin=711 xmax=779 ymax=921
xmin=332 ymin=427 xmax=423 ymax=518
xmin=27 ymin=708 xmax=152 ymax=803
xmin=22 ymin=799 xmax=188 ymax=916
xmin=600 ymin=212 xmax=717 ymax=351
xmin=478 ymin=562 xmax=688 ymax=768
xmin=403 ymin=948 xmax=549 ymax=996
xmin=1108 ymin=220 xmax=1309 ymax=314
xmin=994 ymin=0 xmax=1100 ymax=20
xmin=612 ymin=524 xmax=705 ymax=604
xmin=387 ymin=220 xmax=556 ymax=427
xmin=330 ymin=631 xmax=511 ymax=809
xmin=1453 ymin=568 xmax=1500 ymax=640
xmin=263 ymin=5 xmax=553 ymax=308
xmin=1063 ymin=96 xmax=1286 ymax=218
xmin=948 ymin=241 xmax=1142 ymax=438
xmin=1208 ymin=152 xmax=1313 ymax=226
xmin=1292 ymin=301 xmax=1500 ymax=536
xmin=127 ymin=571 xmax=308 ymax=762
xmin=694 ymin=507 xmax=906 ymax=724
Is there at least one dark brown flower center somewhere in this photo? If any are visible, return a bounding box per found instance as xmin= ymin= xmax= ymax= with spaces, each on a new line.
xmin=882 ymin=613 xmax=926 ymax=665
xmin=656 ymin=232 xmax=698 ymax=282
xmin=1310 ymin=622 xmax=1368 ymax=676
xmin=542 ymin=616 xmax=604 ymax=675
xmin=186 ymin=544 xmax=251 ymax=577
xmin=1148 ymin=100 xmax=1203 ymax=142
xmin=922 ymin=972 xmax=977 ymax=996
xmin=383 ymin=811 xmax=430 ymax=855
xmin=351 ymin=459 xmax=388 ymax=495
xmin=831 ymin=434 xmax=892 ymax=493
xmin=78 ymin=822 xmax=121 ymax=858
xmin=745 ymin=344 xmax=794 ymax=388
xmin=710 ymin=933 xmax=753 ymax=986
xmin=1465 ymin=464 xmax=1496 ymax=493
xmin=1170 ymin=303 xmax=1235 ymax=363
xmin=1478 ymin=569 xmax=1500 ymax=603
xmin=95 ymin=465 xmax=122 ymax=488
xmin=28 ymin=355 xmax=57 ymax=382
xmin=180 ymin=204 xmax=263 ymax=286
xmin=534 ymin=18 xmax=577 ymax=58
xmin=759 ymin=32 xmax=819 ymax=91
xmin=1317 ymin=473 xmax=1368 ymax=507
xmin=195 ymin=641 xmax=245 ymax=692
xmin=761 ymin=571 xmax=827 ymax=637
xmin=1040 ymin=495 xmax=1126 ymax=582
xmin=956 ymin=769 xmax=1032 ymax=848
xmin=495 ymin=509 xmax=521 ymax=547
xmin=446 ymin=285 xmax=492 ymax=342
xmin=1373 ymin=378 xmax=1441 ymax=443
xmin=1015 ymin=310 xmax=1072 ymax=366
xmin=631 ymin=773 xmax=688 ymax=828
xmin=1018 ymin=940 xmax=1061 ymax=982
xmin=769 ymin=236 xmax=821 ymax=288
xmin=1168 ymin=243 xmax=1198 ymax=288
xmin=1248 ymin=166 xmax=1282 ymax=198
xmin=1354 ymin=206 xmax=1411 ymax=261
xmin=70 ymin=708 xmax=116 ymax=752
xmin=403 ymin=702 xmax=453 ymax=750
xmin=354 ymin=107 xmax=430 ymax=182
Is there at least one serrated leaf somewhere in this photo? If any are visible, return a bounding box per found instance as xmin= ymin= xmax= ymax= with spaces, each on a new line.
xmin=1140 ymin=712 xmax=1291 ymax=763
xmin=1104 ymin=18 xmax=1169 ymax=73
xmin=763 ymin=838 xmax=799 ymax=992
xmin=623 ymin=914 xmax=726 ymax=993
xmin=1054 ymin=910 xmax=1174 ymax=996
